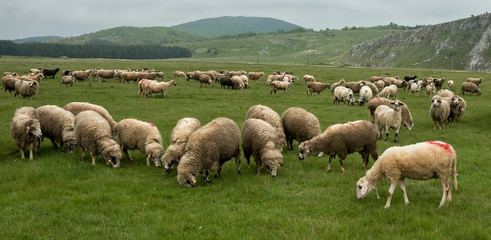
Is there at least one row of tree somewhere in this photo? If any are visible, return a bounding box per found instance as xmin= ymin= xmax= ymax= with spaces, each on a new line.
xmin=0 ymin=40 xmax=192 ymax=59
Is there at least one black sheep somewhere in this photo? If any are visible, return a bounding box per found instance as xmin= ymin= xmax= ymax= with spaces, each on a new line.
xmin=42 ymin=68 xmax=60 ymax=79
xmin=403 ymin=75 xmax=417 ymax=81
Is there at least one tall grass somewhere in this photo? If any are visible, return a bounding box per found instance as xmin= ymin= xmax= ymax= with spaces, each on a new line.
xmin=0 ymin=56 xmax=490 ymax=239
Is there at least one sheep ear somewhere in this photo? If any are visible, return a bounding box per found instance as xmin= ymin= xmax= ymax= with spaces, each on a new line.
xmin=361 ymin=184 xmax=368 ymax=195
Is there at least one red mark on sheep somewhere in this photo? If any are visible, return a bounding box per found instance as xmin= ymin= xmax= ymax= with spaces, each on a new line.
xmin=427 ymin=141 xmax=453 ymax=154
xmin=147 ymin=122 xmax=155 ymax=127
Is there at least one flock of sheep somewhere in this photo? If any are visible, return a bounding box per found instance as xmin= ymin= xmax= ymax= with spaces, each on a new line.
xmin=4 ymin=67 xmax=485 ymax=208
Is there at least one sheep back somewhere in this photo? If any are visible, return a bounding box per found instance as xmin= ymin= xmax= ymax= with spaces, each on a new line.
xmin=37 ymin=105 xmax=76 ymax=152
xmin=162 ymin=117 xmax=201 ymax=173
xmin=11 ymin=107 xmax=42 ymax=160
xmin=281 ymin=107 xmax=321 ymax=150
xmin=63 ymin=102 xmax=116 ymax=131
xmin=245 ymin=105 xmax=286 ymax=147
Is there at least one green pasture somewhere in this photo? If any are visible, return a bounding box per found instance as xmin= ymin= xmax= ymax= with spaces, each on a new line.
xmin=0 ymin=56 xmax=490 ymax=239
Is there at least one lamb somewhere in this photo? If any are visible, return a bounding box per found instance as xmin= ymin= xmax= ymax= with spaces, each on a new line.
xmin=60 ymin=74 xmax=75 ymax=87
xmin=10 ymin=107 xmax=43 ymax=160
xmin=2 ymin=75 xmax=20 ymax=93
xmin=14 ymin=80 xmax=39 ymax=99
xmin=448 ymin=95 xmax=466 ymax=124
xmin=248 ymin=72 xmax=265 ymax=80
xmin=143 ymin=80 xmax=176 ymax=98
xmin=231 ymin=76 xmax=245 ymax=90
xmin=75 ymin=110 xmax=121 ymax=168
xmin=430 ymin=96 xmax=451 ymax=130
xmin=242 ymin=119 xmax=284 ymax=177
xmin=367 ymin=97 xmax=414 ymax=130
xmin=446 ymin=80 xmax=454 ymax=90
xmin=345 ymin=80 xmax=365 ymax=93
xmin=199 ymin=74 xmax=214 ymax=87
xmin=436 ymin=89 xmax=455 ymax=98
xmin=162 ymin=118 xmax=201 ymax=174
xmin=63 ymin=102 xmax=117 ymax=132
xmin=113 ymin=119 xmax=163 ymax=167
xmin=425 ymin=83 xmax=436 ymax=96
xmin=281 ymin=107 xmax=321 ymax=151
xmin=333 ymin=86 xmax=355 ymax=105
xmin=307 ymin=81 xmax=330 ymax=95
xmin=270 ymin=80 xmax=292 ymax=94
xmin=409 ymin=82 xmax=422 ymax=96
xmin=173 ymin=70 xmax=187 ymax=79
xmin=36 ymin=105 xmax=76 ymax=153
xmin=377 ymin=85 xmax=398 ymax=99
xmin=374 ymin=100 xmax=404 ymax=142
xmin=460 ymin=82 xmax=481 ymax=95
xmin=298 ymin=120 xmax=379 ymax=173
xmin=41 ymin=68 xmax=60 ymax=79
xmin=72 ymin=69 xmax=94 ymax=81
xmin=466 ymin=77 xmax=483 ymax=86
xmin=303 ymin=75 xmax=316 ymax=83
xmin=357 ymin=85 xmax=373 ymax=106
xmin=176 ymin=117 xmax=241 ymax=187
xmin=356 ymin=141 xmax=457 ymax=208
xmin=245 ymin=105 xmax=286 ymax=148
xmin=330 ymin=79 xmax=346 ymax=93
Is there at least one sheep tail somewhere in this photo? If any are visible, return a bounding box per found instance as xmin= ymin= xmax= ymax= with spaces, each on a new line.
xmin=452 ymin=159 xmax=458 ymax=190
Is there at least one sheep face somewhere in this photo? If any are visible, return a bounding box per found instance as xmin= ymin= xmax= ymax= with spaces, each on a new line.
xmin=27 ymin=121 xmax=43 ymax=138
xmin=356 ymin=177 xmax=374 ymax=200
xmin=62 ymin=139 xmax=77 ymax=153
xmin=102 ymin=146 xmax=122 ymax=168
xmin=162 ymin=145 xmax=180 ymax=174
xmin=431 ymin=99 xmax=442 ymax=108
xmin=178 ymin=172 xmax=197 ymax=188
xmin=298 ymin=142 xmax=312 ymax=160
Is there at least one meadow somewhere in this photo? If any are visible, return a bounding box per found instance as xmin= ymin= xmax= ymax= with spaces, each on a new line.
xmin=1 ymin=56 xmax=490 ymax=239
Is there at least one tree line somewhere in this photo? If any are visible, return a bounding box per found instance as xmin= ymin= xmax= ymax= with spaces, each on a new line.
xmin=0 ymin=40 xmax=192 ymax=59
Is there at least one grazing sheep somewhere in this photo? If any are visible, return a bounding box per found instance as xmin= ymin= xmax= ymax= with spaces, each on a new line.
xmin=446 ymin=80 xmax=454 ymax=90
xmin=466 ymin=77 xmax=483 ymax=86
xmin=303 ymin=75 xmax=316 ymax=83
xmin=330 ymin=79 xmax=346 ymax=93
xmin=60 ymin=74 xmax=75 ymax=87
xmin=139 ymin=71 xmax=164 ymax=81
xmin=199 ymin=74 xmax=214 ymax=87
xmin=374 ymin=100 xmax=404 ymax=142
xmin=75 ymin=110 xmax=121 ymax=168
xmin=460 ymin=82 xmax=481 ymax=95
xmin=95 ymin=69 xmax=116 ymax=83
xmin=403 ymin=75 xmax=417 ymax=81
xmin=245 ymin=105 xmax=286 ymax=148
xmin=430 ymin=97 xmax=451 ymax=130
xmin=72 ymin=70 xmax=94 ymax=81
xmin=2 ymin=75 xmax=19 ymax=93
xmin=307 ymin=81 xmax=330 ymax=95
xmin=176 ymin=117 xmax=241 ymax=187
xmin=356 ymin=141 xmax=457 ymax=208
xmin=10 ymin=107 xmax=42 ymax=160
xmin=377 ymin=85 xmax=398 ymax=99
xmin=240 ymin=75 xmax=249 ymax=88
xmin=248 ymin=72 xmax=265 ymax=80
xmin=144 ymin=80 xmax=176 ymax=98
xmin=333 ymin=86 xmax=355 ymax=105
xmin=409 ymin=82 xmax=422 ymax=96
xmin=345 ymin=80 xmax=365 ymax=93
xmin=37 ymin=105 xmax=76 ymax=153
xmin=242 ymin=119 xmax=284 ymax=177
xmin=448 ymin=95 xmax=466 ymax=124
xmin=231 ymin=76 xmax=244 ymax=90
xmin=162 ymin=118 xmax=201 ymax=174
xmin=374 ymin=80 xmax=385 ymax=91
xmin=357 ymin=85 xmax=373 ymax=106
xmin=370 ymin=76 xmax=385 ymax=82
xmin=63 ymin=102 xmax=117 ymax=132
xmin=425 ymin=83 xmax=436 ymax=96
xmin=14 ymin=80 xmax=39 ymax=99
xmin=281 ymin=107 xmax=321 ymax=151
xmin=367 ymin=97 xmax=413 ymax=130
xmin=113 ymin=119 xmax=163 ymax=167
xmin=270 ymin=80 xmax=292 ymax=94
xmin=298 ymin=120 xmax=379 ymax=173
xmin=41 ymin=68 xmax=60 ymax=79
xmin=363 ymin=81 xmax=379 ymax=95
xmin=218 ymin=75 xmax=235 ymax=89
xmin=173 ymin=70 xmax=187 ymax=79
xmin=436 ymin=89 xmax=455 ymax=98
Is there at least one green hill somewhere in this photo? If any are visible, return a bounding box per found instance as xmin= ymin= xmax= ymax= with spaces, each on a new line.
xmin=12 ymin=36 xmax=63 ymax=43
xmin=172 ymin=16 xmax=303 ymax=38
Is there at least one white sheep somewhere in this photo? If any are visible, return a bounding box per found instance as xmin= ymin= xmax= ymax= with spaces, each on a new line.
xmin=303 ymin=75 xmax=316 ymax=83
xmin=436 ymin=89 xmax=455 ymax=98
xmin=248 ymin=72 xmax=265 ymax=81
xmin=60 ymin=74 xmax=75 ymax=87
xmin=162 ymin=118 xmax=201 ymax=174
xmin=63 ymin=102 xmax=117 ymax=132
xmin=377 ymin=85 xmax=398 ymax=99
xmin=245 ymin=105 xmax=286 ymax=148
xmin=270 ymin=80 xmax=292 ymax=94
xmin=113 ymin=119 xmax=163 ymax=167
xmin=10 ymin=107 xmax=43 ymax=160
xmin=357 ymin=85 xmax=373 ymax=105
xmin=409 ymin=82 xmax=421 ymax=96
xmin=446 ymin=80 xmax=454 ymax=90
xmin=138 ymin=79 xmax=158 ymax=97
xmin=14 ymin=80 xmax=39 ymax=99
xmin=373 ymin=100 xmax=404 ymax=142
xmin=144 ymin=80 xmax=176 ymax=98
xmin=37 ymin=105 xmax=77 ymax=153
xmin=333 ymin=86 xmax=355 ymax=105
xmin=425 ymin=83 xmax=436 ymax=96
xmin=430 ymin=96 xmax=451 ymax=130
xmin=356 ymin=141 xmax=457 ymax=208
xmin=231 ymin=76 xmax=244 ymax=90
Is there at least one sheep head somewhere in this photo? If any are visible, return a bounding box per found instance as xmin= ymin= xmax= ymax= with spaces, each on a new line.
xmin=356 ymin=176 xmax=375 ymax=200
xmin=298 ymin=141 xmax=312 ymax=160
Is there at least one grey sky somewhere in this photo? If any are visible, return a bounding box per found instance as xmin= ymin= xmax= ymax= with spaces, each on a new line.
xmin=1 ymin=0 xmax=489 ymax=40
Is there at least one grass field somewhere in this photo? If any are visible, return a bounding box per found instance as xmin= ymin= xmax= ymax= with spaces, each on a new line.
xmin=1 ymin=56 xmax=490 ymax=239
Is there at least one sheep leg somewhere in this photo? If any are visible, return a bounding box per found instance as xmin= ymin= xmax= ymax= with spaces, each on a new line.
xmin=385 ymin=181 xmax=398 ymax=208
xmin=384 ymin=126 xmax=389 ymax=141
xmin=204 ymin=170 xmax=211 ymax=185
xmin=145 ymin=155 xmax=151 ymax=167
xmin=50 ymin=139 xmax=59 ymax=149
xmin=123 ymin=148 xmax=133 ymax=161
xmin=90 ymin=152 xmax=97 ymax=165
xmin=339 ymin=158 xmax=345 ymax=173
xmin=214 ymin=165 xmax=222 ymax=178
xmin=326 ymin=156 xmax=333 ymax=172
xmin=361 ymin=152 xmax=369 ymax=169
xmin=29 ymin=143 xmax=34 ymax=161
xmin=20 ymin=147 xmax=26 ymax=159
xmin=394 ymin=126 xmax=400 ymax=143
xmin=439 ymin=178 xmax=451 ymax=207
xmin=399 ymin=179 xmax=409 ymax=205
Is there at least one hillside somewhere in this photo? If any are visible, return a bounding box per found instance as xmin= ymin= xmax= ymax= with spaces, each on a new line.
xmin=342 ymin=13 xmax=491 ymax=72
xmin=172 ymin=16 xmax=303 ymax=38
xmin=51 ymin=26 xmax=205 ymax=45
xmin=12 ymin=36 xmax=63 ymax=43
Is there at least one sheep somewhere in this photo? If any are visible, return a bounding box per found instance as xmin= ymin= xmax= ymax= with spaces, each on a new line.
xmin=245 ymin=105 xmax=286 ymax=148
xmin=356 ymin=141 xmax=457 ymax=208
xmin=113 ymin=119 xmax=163 ymax=167
xmin=63 ymin=102 xmax=117 ymax=132
xmin=266 ymin=75 xmax=275 ymax=85
xmin=121 ymin=71 xmax=140 ymax=83
xmin=270 ymin=80 xmax=292 ymax=94
xmin=403 ymin=75 xmax=417 ymax=81
xmin=303 ymin=75 xmax=316 ymax=83
xmin=41 ymin=68 xmax=60 ymax=79
xmin=369 ymin=76 xmax=385 ymax=82
xmin=307 ymin=81 xmax=330 ymax=95
xmin=14 ymin=80 xmax=39 ymax=99
xmin=393 ymin=79 xmax=408 ymax=91
xmin=425 ymin=83 xmax=436 ymax=96
xmin=460 ymin=82 xmax=481 ymax=95
xmin=248 ymin=72 xmax=265 ymax=80
xmin=330 ymin=79 xmax=346 ymax=93
xmin=430 ymin=96 xmax=451 ymax=130
xmin=363 ymin=81 xmax=379 ymax=95
xmin=173 ymin=70 xmax=187 ymax=79
xmin=176 ymin=117 xmax=241 ymax=187
xmin=10 ymin=107 xmax=42 ymax=160
xmin=240 ymin=75 xmax=249 ymax=88
xmin=433 ymin=78 xmax=445 ymax=89
xmin=377 ymin=85 xmax=398 ymax=99
xmin=436 ymin=89 xmax=455 ymax=98
xmin=367 ymin=97 xmax=414 ymax=130
xmin=345 ymin=80 xmax=365 ymax=93
xmin=409 ymin=82 xmax=422 ymax=96
xmin=281 ymin=107 xmax=321 ymax=151
xmin=466 ymin=77 xmax=483 ymax=86
xmin=162 ymin=118 xmax=201 ymax=174
xmin=75 ymin=110 xmax=121 ymax=168
xmin=95 ymin=69 xmax=116 ymax=83
xmin=333 ymin=86 xmax=355 ymax=105
xmin=60 ymin=74 xmax=75 ymax=87
xmin=138 ymin=79 xmax=158 ymax=97
xmin=298 ymin=120 xmax=379 ymax=173
xmin=143 ymin=80 xmax=176 ymax=98
xmin=36 ymin=105 xmax=76 ymax=153
xmin=199 ymin=74 xmax=214 ymax=87
xmin=139 ymin=71 xmax=164 ymax=81
xmin=374 ymin=100 xmax=404 ymax=142
xmin=2 ymin=75 xmax=19 ymax=93
xmin=357 ymin=85 xmax=373 ymax=106
xmin=231 ymin=75 xmax=245 ymax=90
xmin=242 ymin=119 xmax=284 ymax=177
xmin=72 ymin=69 xmax=94 ymax=81
xmin=374 ymin=80 xmax=385 ymax=91
xmin=26 ymin=73 xmax=44 ymax=83
xmin=448 ymin=95 xmax=466 ymax=124
xmin=446 ymin=80 xmax=454 ymax=90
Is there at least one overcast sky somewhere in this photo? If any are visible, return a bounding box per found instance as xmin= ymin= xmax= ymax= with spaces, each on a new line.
xmin=1 ymin=0 xmax=489 ymax=40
